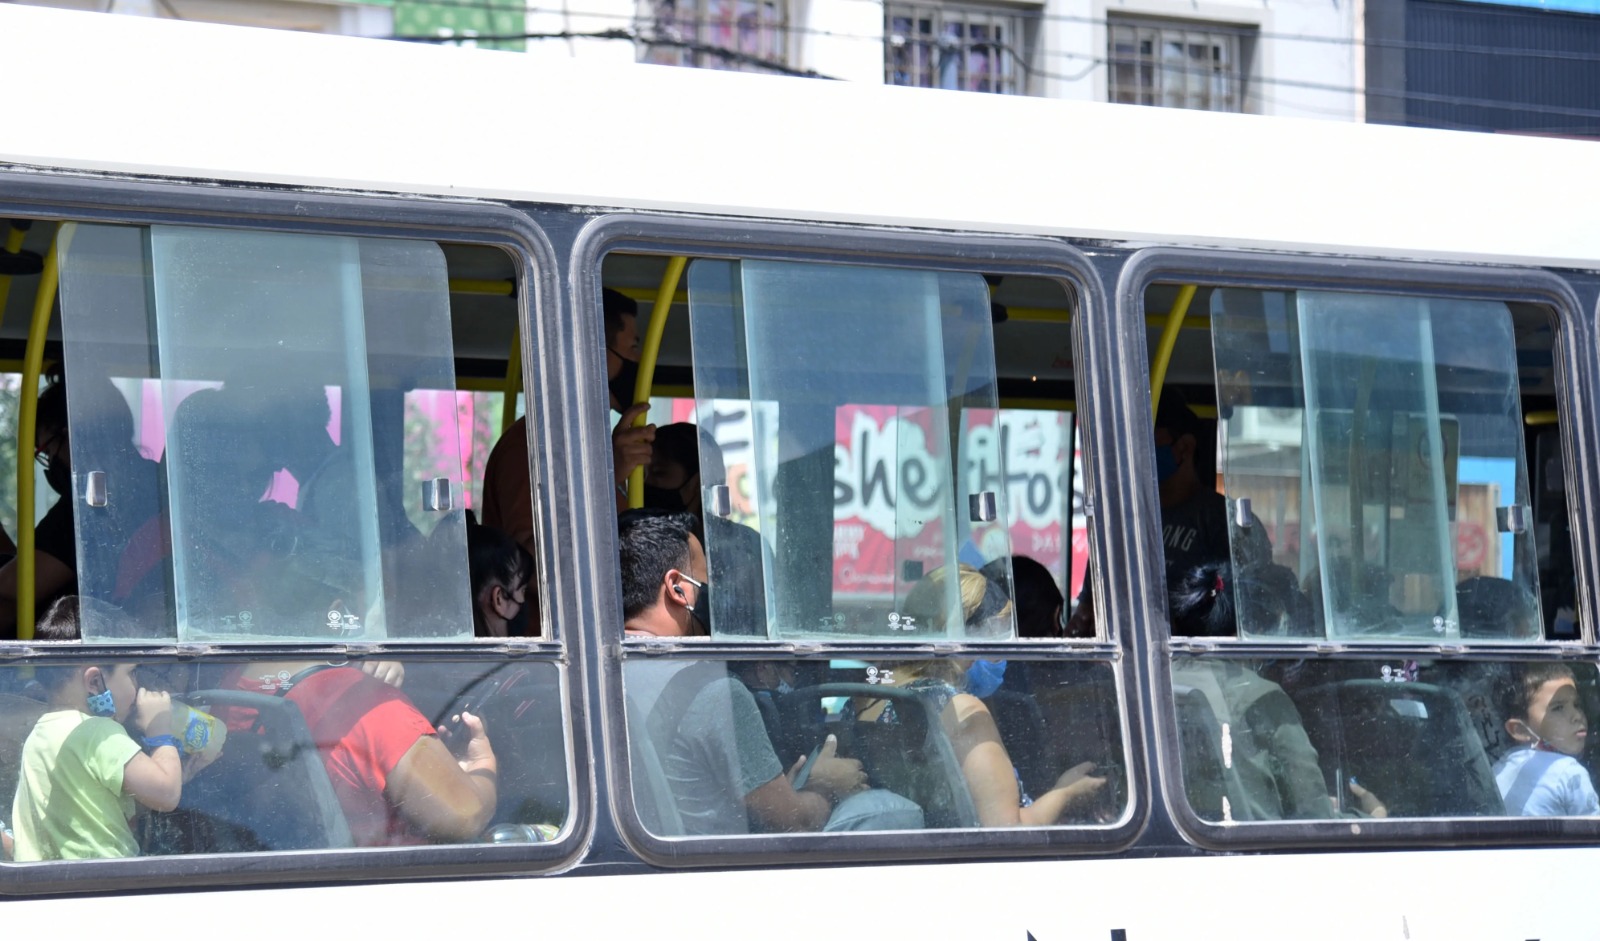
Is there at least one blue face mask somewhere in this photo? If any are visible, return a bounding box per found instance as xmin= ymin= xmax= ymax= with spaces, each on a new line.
xmin=1154 ymin=443 xmax=1179 ymax=483
xmin=87 ymin=686 xmax=116 ymax=718
xmin=964 ymin=659 xmax=1007 ymax=699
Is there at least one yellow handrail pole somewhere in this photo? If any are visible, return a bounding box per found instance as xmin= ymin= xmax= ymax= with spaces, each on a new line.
xmin=501 ymin=326 xmax=522 ymax=435
xmin=449 ymin=278 xmax=515 ymax=297
xmin=627 ymin=256 xmax=687 ymax=509
xmin=17 ymin=238 xmax=59 ymax=639
xmin=0 ymin=222 xmax=30 ymax=329
xmin=1150 ymin=284 xmax=1198 ymax=420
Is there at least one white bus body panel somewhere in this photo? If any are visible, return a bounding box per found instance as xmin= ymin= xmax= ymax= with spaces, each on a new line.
xmin=0 ymin=848 xmax=1592 ymax=938
xmin=2 ymin=4 xmax=1599 ymax=269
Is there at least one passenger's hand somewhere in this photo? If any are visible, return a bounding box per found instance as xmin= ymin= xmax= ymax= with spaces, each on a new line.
xmin=452 ymin=710 xmax=498 ymax=779
xmin=798 ymin=734 xmax=868 ymax=803
xmin=612 ymin=403 xmax=655 ymax=486
xmin=1051 ymin=761 xmax=1107 ymax=806
xmin=132 ymin=688 xmax=173 ymax=737
xmin=1348 ymin=779 xmax=1387 ymax=818
xmin=360 ymin=660 xmax=405 ymax=688
xmin=183 ymin=747 xmax=221 ymax=782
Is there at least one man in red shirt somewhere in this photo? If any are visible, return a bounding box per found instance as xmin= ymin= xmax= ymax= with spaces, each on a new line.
xmin=226 ymin=662 xmax=497 ymax=846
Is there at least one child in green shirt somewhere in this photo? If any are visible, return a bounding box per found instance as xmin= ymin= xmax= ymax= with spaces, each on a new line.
xmin=11 ymin=597 xmax=183 ymax=860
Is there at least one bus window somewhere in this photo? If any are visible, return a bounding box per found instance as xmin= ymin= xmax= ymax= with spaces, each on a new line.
xmin=1 ymin=216 xmax=572 ymax=867
xmin=1 ymin=655 xmax=568 ymax=855
xmin=624 ymin=654 xmax=1125 ymax=835
xmin=56 ymin=223 xmax=473 ymax=642
xmin=614 ymin=251 xmax=1126 ymax=841
xmin=685 ymin=259 xmax=1015 ymax=641
xmin=1209 ymin=290 xmax=1543 ymax=642
xmin=1155 ymin=280 xmax=1583 ymax=826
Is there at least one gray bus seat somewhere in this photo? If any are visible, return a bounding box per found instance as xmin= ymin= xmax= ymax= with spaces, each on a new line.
xmin=781 ymin=682 xmax=978 ymax=829
xmin=1291 ymin=679 xmax=1504 ymax=817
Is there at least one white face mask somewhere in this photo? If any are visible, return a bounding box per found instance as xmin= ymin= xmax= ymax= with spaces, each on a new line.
xmin=1511 ymin=718 xmax=1552 ymax=751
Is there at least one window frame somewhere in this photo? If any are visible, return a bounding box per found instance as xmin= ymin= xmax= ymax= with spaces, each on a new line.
xmin=883 ymin=0 xmax=1036 ymax=95
xmin=0 ymin=170 xmax=590 ymax=894
xmin=574 ymin=212 xmax=1146 ymax=866
xmin=1117 ymin=247 xmax=1599 ymax=850
xmin=1106 ymin=14 xmax=1253 ymax=113
xmin=638 ymin=0 xmax=793 ymax=72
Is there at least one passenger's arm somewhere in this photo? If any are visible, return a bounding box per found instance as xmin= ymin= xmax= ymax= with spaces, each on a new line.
xmin=122 ymin=689 xmax=183 ymax=813
xmin=745 ymin=736 xmax=865 ymax=833
xmin=384 ymin=712 xmax=498 ymax=841
xmin=611 ymin=404 xmax=655 ymax=511
xmin=744 ymin=770 xmax=832 ymax=833
xmin=1018 ymin=761 xmax=1106 ymax=827
xmin=946 ymin=693 xmax=1029 ymax=827
xmin=1347 ymin=780 xmax=1387 ymax=818
xmin=0 ymin=550 xmax=74 ymax=634
xmin=946 ymin=693 xmax=1110 ymax=827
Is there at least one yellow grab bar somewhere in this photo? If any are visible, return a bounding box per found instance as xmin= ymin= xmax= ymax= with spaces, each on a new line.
xmin=627 ymin=256 xmax=688 ymax=509
xmin=1150 ymin=284 xmax=1197 ymax=420
xmin=501 ymin=327 xmax=522 ymax=435
xmin=0 ymin=222 xmax=28 ymax=330
xmin=448 ymin=278 xmax=514 ymax=297
xmin=17 ymin=236 xmax=59 ymax=639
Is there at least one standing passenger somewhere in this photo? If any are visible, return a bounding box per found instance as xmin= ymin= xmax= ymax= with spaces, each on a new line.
xmin=483 ymin=287 xmax=655 ymax=557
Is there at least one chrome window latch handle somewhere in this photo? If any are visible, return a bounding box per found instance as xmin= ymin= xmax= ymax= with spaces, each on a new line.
xmin=422 ymin=477 xmax=453 ymax=512
xmin=84 ymin=471 xmax=108 ymax=508
xmin=1497 ymin=504 xmax=1530 ymax=534
xmin=707 ymin=484 xmax=732 ymax=518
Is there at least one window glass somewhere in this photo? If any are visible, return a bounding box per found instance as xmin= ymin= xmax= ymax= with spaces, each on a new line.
xmin=0 ymin=657 xmax=568 ymax=858
xmin=686 ymin=260 xmax=1016 ymax=641
xmin=404 ymin=390 xmax=520 ymax=529
xmin=1210 ymin=289 xmax=1542 ymax=642
xmin=1173 ymin=657 xmax=1600 ymax=821
xmin=56 ymin=224 xmax=474 ymax=643
xmin=625 ymin=656 xmax=1125 ymax=835
xmin=646 ymin=399 xmax=1084 ymax=640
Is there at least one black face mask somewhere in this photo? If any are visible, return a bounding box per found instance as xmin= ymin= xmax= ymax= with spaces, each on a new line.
xmin=608 ymin=351 xmax=640 ymax=412
xmin=43 ymin=453 xmax=71 ymax=498
xmin=643 ymin=484 xmax=687 ymax=513
xmin=681 ymin=574 xmax=712 ymax=636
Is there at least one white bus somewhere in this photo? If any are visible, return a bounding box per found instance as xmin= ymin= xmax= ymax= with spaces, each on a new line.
xmin=3 ymin=5 xmax=1600 ymax=938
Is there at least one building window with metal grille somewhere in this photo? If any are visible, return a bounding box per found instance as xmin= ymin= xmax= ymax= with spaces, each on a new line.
xmin=1107 ymin=17 xmax=1251 ymax=112
xmin=885 ymin=2 xmax=1034 ymax=95
xmin=639 ymin=0 xmax=789 ymax=72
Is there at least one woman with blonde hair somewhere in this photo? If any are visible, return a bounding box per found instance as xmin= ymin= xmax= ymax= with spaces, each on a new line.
xmin=861 ymin=564 xmax=1105 ymax=827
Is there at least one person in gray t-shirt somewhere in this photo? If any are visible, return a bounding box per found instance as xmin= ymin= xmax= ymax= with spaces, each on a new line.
xmin=618 ymin=510 xmax=870 ymax=834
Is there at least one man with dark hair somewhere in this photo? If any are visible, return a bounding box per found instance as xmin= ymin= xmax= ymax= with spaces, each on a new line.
xmin=618 ymin=509 xmax=889 ymax=835
xmin=618 ymin=509 xmax=708 ymax=636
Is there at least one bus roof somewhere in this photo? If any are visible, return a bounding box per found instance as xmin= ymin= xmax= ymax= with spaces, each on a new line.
xmin=3 ymin=3 xmax=1599 ymax=269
